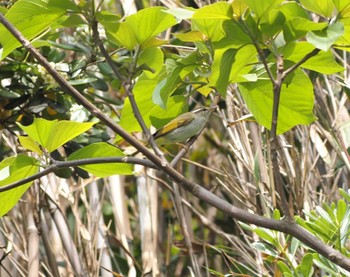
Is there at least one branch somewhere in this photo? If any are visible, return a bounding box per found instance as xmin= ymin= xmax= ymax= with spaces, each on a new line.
xmin=283 ymin=48 xmax=321 ymax=79
xmin=254 ymin=42 xmax=276 ymax=84
xmin=265 ymin=54 xmax=291 ymax=219
xmin=2 ymin=13 xmax=350 ymax=272
xmin=0 ymin=157 xmax=157 ymax=193
xmin=269 ymin=48 xmax=321 ymax=217
xmin=237 ymin=20 xmax=276 ymax=84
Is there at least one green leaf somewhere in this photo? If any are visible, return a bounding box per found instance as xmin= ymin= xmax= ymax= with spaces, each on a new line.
xmin=337 ymin=199 xmax=347 ymax=224
xmin=277 ymin=261 xmax=293 ymax=276
xmin=231 ymin=0 xmax=249 ymax=17
xmin=259 ymin=9 xmax=285 ymax=37
xmin=67 ymin=142 xmax=133 ymax=177
xmin=299 ymin=0 xmax=335 ymax=17
xmin=209 ymin=44 xmax=257 ymax=95
xmin=126 ymin=7 xmax=177 ymax=48
xmin=215 ymin=20 xmax=251 ymax=49
xmin=0 ymin=155 xmax=39 ymax=217
xmin=165 ymin=7 xmax=195 ymax=20
xmin=17 ymin=118 xmax=96 ymax=152
xmin=18 ymin=135 xmax=43 ymax=154
xmin=283 ymin=41 xmax=344 ymax=74
xmin=339 ymin=189 xmax=350 ymax=202
xmin=334 ymin=0 xmax=350 ymax=17
xmin=192 ymin=2 xmax=232 ymax=41
xmin=193 ymin=2 xmax=232 ymax=20
xmin=334 ymin=25 xmax=350 ymax=51
xmin=251 ymin=242 xmax=279 ymax=257
xmin=229 ymin=45 xmax=257 ymax=82
xmin=312 ymin=254 xmax=343 ymax=275
xmin=137 ymin=47 xmax=164 ymax=78
xmin=273 ymin=209 xmax=281 ymax=220
xmin=152 ymin=66 xmax=182 ymax=109
xmin=47 ymin=0 xmax=78 ymax=11
xmin=299 ymin=253 xmax=314 ymax=277
xmin=239 ymin=68 xmax=316 ymax=134
xmin=306 ymin=22 xmax=344 ymax=51
xmin=108 ymin=7 xmax=177 ymax=49
xmin=174 ymin=30 xmax=205 ymax=42
xmin=95 ymin=10 xmax=121 ymax=26
xmin=209 ymin=48 xmax=236 ymax=94
xmin=119 ymin=71 xmax=188 ymax=133
xmin=113 ymin=22 xmax=138 ymax=49
xmin=278 ymin=2 xmax=309 ymax=20
xmin=283 ymin=18 xmax=328 ymax=42
xmin=0 ymin=0 xmax=72 ymax=60
xmin=60 ymin=14 xmax=86 ymax=27
xmin=243 ymin=0 xmax=284 ymax=18
xmin=254 ymin=228 xmax=276 ymax=245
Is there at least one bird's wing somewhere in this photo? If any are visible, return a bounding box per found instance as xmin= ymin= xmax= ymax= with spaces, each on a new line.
xmin=153 ymin=112 xmax=194 ymax=139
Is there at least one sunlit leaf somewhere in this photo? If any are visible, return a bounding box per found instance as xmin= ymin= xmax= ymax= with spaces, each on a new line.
xmin=67 ymin=142 xmax=133 ymax=177
xmin=283 ymin=41 xmax=344 ymax=73
xmin=18 ymin=135 xmax=43 ymax=154
xmin=119 ymin=71 xmax=187 ymax=132
xmin=126 ymin=7 xmax=177 ymax=48
xmin=174 ymin=30 xmax=206 ymax=42
xmin=334 ymin=0 xmax=350 ymax=17
xmin=165 ymin=7 xmax=195 ymax=19
xmin=231 ymin=0 xmax=249 ymax=18
xmin=0 ymin=0 xmax=74 ymax=60
xmin=306 ymin=22 xmax=344 ymax=51
xmin=243 ymin=0 xmax=284 ymax=18
xmin=299 ymin=0 xmax=335 ymax=17
xmin=192 ymin=2 xmax=232 ymax=41
xmin=299 ymin=253 xmax=314 ymax=277
xmin=0 ymin=155 xmax=39 ymax=217
xmin=336 ymin=199 xmax=347 ymax=224
xmin=283 ymin=18 xmax=328 ymax=42
xmin=259 ymin=9 xmax=285 ymax=36
xmin=239 ymin=68 xmax=316 ymax=134
xmin=17 ymin=118 xmax=96 ymax=152
xmin=209 ymin=44 xmax=257 ymax=96
xmin=137 ymin=47 xmax=164 ymax=78
xmin=278 ymin=2 xmax=309 ymax=20
xmin=254 ymin=228 xmax=277 ymax=245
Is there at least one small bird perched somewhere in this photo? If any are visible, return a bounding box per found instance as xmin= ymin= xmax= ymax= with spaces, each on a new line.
xmin=152 ymin=107 xmax=214 ymax=145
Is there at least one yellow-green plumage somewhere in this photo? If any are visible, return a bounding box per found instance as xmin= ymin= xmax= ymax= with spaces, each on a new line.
xmin=152 ymin=108 xmax=211 ymax=145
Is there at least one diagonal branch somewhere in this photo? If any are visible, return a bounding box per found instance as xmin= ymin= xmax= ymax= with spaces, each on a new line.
xmin=283 ymin=48 xmax=321 ymax=79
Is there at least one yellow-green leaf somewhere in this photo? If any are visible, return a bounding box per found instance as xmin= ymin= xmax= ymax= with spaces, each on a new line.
xmin=18 ymin=135 xmax=43 ymax=154
xmin=0 ymin=155 xmax=39 ymax=217
xmin=17 ymin=118 xmax=96 ymax=153
xmin=67 ymin=142 xmax=133 ymax=177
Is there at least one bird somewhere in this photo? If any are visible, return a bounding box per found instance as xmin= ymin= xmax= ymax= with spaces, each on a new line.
xmin=152 ymin=107 xmax=214 ymax=145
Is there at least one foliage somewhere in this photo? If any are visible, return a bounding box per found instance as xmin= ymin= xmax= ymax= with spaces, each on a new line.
xmin=1 ymin=0 xmax=350 ymax=276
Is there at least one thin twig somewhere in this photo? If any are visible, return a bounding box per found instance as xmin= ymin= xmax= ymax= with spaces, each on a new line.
xmin=283 ymin=48 xmax=321 ymax=79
